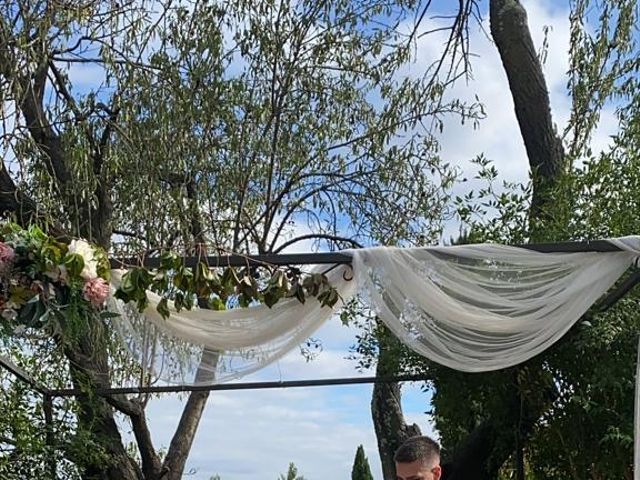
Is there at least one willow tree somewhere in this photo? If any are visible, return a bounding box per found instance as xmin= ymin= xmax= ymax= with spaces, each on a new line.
xmin=0 ymin=1 xmax=479 ymax=478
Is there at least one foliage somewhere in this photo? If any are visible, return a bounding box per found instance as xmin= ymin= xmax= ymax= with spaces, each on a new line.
xmin=278 ymin=462 xmax=306 ymax=480
xmin=351 ymin=445 xmax=374 ymax=480
xmin=116 ymin=254 xmax=341 ymax=316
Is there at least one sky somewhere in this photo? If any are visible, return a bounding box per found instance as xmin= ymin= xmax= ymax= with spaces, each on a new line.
xmin=76 ymin=1 xmax=618 ymax=479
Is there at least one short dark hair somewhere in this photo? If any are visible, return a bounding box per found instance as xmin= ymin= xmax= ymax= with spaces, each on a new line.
xmin=394 ymin=436 xmax=440 ymax=465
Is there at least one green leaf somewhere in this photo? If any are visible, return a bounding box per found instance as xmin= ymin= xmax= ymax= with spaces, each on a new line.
xmin=64 ymin=253 xmax=85 ymax=278
xmin=119 ymin=271 xmax=136 ymax=293
xmin=208 ymin=297 xmax=226 ymax=311
xmin=263 ymin=289 xmax=280 ymax=308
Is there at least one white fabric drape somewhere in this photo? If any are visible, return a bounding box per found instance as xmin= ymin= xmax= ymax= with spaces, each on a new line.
xmin=110 ymin=238 xmax=640 ymax=382
xmin=351 ymin=244 xmax=635 ymax=371
xmin=109 ymin=264 xmax=359 ymax=382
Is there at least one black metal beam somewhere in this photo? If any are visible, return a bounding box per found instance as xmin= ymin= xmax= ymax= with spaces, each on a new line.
xmin=518 ymin=239 xmax=624 ymax=253
xmin=597 ymin=270 xmax=640 ymax=311
xmin=48 ymin=374 xmax=430 ymax=397
xmin=110 ymin=252 xmax=354 ymax=269
xmin=109 ymin=239 xmax=628 ymax=269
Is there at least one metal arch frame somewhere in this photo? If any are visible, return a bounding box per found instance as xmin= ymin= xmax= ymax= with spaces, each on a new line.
xmin=2 ymin=238 xmax=639 ymax=399
xmin=2 ymin=238 xmax=639 ymax=478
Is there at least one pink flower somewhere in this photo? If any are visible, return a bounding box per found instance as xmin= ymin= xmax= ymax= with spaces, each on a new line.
xmin=0 ymin=242 xmax=15 ymax=270
xmin=83 ymin=277 xmax=110 ymax=307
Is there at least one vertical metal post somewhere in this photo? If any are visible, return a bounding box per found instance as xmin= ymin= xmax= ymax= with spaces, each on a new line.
xmin=43 ymin=394 xmax=56 ymax=479
xmin=634 ymin=335 xmax=640 ymax=480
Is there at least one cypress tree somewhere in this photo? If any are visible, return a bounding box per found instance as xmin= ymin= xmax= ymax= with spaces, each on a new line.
xmin=351 ymin=445 xmax=374 ymax=480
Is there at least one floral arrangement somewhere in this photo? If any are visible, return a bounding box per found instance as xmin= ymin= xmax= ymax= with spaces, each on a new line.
xmin=0 ymin=223 xmax=111 ymax=332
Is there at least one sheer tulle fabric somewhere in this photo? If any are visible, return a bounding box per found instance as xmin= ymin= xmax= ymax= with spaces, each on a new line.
xmin=110 ymin=239 xmax=640 ymax=383
xmin=351 ymin=244 xmax=635 ymax=371
xmin=109 ymin=264 xmax=359 ymax=383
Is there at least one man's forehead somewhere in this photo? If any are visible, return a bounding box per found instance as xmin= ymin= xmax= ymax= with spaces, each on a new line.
xmin=395 ymin=458 xmax=433 ymax=479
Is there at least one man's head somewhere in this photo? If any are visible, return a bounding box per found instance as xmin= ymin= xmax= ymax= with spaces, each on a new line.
xmin=394 ymin=435 xmax=441 ymax=480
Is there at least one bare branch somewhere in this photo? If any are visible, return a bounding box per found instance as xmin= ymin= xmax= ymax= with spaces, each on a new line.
xmin=273 ymin=233 xmax=364 ymax=253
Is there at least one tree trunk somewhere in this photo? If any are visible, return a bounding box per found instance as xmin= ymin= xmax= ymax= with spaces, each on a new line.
xmin=371 ymin=328 xmax=421 ymax=479
xmin=161 ymin=351 xmax=219 ymax=480
xmin=489 ymin=0 xmax=565 ymax=225
xmin=161 ymin=184 xmax=219 ymax=480
xmin=64 ymin=327 xmax=143 ymax=480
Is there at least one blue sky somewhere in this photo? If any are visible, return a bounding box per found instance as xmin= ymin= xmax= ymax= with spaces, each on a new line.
xmin=72 ymin=0 xmax=618 ymax=478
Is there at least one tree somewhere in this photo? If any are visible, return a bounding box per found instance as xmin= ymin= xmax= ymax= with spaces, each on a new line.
xmin=367 ymin=1 xmax=640 ymax=479
xmin=351 ymin=445 xmax=374 ymax=480
xmin=0 ymin=1 xmax=477 ymax=478
xmin=278 ymin=462 xmax=306 ymax=480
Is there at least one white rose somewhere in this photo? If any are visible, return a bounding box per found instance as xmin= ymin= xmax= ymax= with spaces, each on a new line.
xmin=68 ymin=239 xmax=99 ymax=280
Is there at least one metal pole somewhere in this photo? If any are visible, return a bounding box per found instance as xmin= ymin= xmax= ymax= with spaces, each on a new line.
xmin=48 ymin=374 xmax=431 ymax=397
xmin=43 ymin=394 xmax=57 ymax=479
xmin=111 ymin=252 xmax=354 ymax=269
xmin=519 ymin=239 xmax=623 ymax=253
xmin=109 ymin=239 xmax=627 ymax=269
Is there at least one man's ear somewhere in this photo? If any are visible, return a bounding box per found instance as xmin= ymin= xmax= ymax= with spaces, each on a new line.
xmin=433 ymin=465 xmax=442 ymax=480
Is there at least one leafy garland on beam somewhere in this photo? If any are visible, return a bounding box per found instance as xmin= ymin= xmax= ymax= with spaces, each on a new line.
xmin=115 ymin=251 xmax=342 ymax=318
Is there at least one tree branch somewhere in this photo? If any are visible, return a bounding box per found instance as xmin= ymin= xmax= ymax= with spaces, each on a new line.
xmin=162 ymin=176 xmax=218 ymax=480
xmin=273 ymin=233 xmax=364 ymax=253
xmin=18 ymin=66 xmax=72 ymax=189
xmin=107 ymin=395 xmax=163 ymax=478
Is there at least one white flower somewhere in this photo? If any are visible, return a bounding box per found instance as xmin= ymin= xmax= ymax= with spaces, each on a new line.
xmin=68 ymin=239 xmax=99 ymax=280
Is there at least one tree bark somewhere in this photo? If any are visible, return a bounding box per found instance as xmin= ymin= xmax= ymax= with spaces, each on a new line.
xmin=161 ymin=180 xmax=219 ymax=480
xmin=64 ymin=330 xmax=143 ymax=480
xmin=489 ymin=0 xmax=565 ymax=224
xmin=161 ymin=351 xmax=219 ymax=480
xmin=371 ymin=328 xmax=421 ymax=480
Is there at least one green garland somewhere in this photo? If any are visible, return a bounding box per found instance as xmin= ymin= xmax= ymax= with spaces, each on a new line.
xmin=115 ymin=251 xmax=341 ymax=318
